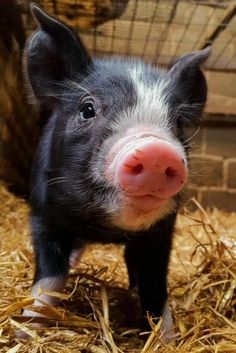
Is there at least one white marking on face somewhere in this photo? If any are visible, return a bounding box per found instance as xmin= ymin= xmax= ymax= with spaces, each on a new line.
xmin=110 ymin=196 xmax=176 ymax=232
xmin=107 ymin=63 xmax=187 ymax=165
xmin=129 ymin=64 xmax=170 ymax=127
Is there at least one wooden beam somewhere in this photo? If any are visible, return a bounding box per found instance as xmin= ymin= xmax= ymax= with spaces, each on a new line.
xmin=204 ymin=70 xmax=236 ymax=115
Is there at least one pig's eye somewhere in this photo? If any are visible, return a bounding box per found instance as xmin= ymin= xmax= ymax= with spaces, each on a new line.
xmin=79 ymin=103 xmax=95 ymax=120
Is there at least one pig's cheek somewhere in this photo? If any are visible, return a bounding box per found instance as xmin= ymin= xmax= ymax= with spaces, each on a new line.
xmin=103 ymin=153 xmax=117 ymax=184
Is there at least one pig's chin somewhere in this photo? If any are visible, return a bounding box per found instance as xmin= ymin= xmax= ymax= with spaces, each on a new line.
xmin=127 ymin=194 xmax=168 ymax=212
xmin=110 ymin=195 xmax=175 ymax=232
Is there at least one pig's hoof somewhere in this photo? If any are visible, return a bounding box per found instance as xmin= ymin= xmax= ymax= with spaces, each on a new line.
xmin=16 ymin=329 xmax=33 ymax=340
xmin=69 ymin=248 xmax=85 ymax=267
xmin=160 ymin=302 xmax=176 ymax=344
xmin=15 ymin=322 xmax=42 ymax=340
xmin=16 ymin=309 xmax=44 ymax=339
xmin=161 ymin=326 xmax=176 ymax=344
xmin=141 ymin=302 xmax=176 ymax=344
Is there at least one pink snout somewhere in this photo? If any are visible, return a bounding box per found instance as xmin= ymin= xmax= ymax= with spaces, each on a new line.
xmin=113 ymin=139 xmax=187 ymax=199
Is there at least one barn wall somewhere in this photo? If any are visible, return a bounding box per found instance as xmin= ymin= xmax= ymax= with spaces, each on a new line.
xmin=0 ymin=0 xmax=38 ymax=194
xmin=186 ymin=114 xmax=236 ymax=211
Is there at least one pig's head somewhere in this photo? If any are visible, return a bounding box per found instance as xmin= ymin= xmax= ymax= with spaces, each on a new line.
xmin=26 ymin=6 xmax=210 ymax=232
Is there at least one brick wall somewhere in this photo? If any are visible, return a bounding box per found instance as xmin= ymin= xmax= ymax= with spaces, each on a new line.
xmin=185 ymin=114 xmax=236 ymax=212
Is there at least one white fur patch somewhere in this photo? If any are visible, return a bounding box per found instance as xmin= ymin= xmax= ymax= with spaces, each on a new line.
xmin=161 ymin=300 xmax=177 ymax=343
xmin=110 ymin=197 xmax=176 ymax=232
xmin=128 ymin=64 xmax=170 ymax=127
xmin=69 ymin=247 xmax=85 ymax=267
xmin=109 ymin=63 xmax=187 ymax=166
xmin=22 ymin=276 xmax=67 ymax=320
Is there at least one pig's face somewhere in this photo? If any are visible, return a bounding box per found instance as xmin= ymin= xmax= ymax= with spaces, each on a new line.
xmin=84 ymin=61 xmax=188 ymax=231
xmin=27 ymin=7 xmax=210 ymax=232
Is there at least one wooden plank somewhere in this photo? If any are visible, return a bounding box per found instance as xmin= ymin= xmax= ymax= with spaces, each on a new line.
xmin=195 ymin=7 xmax=229 ymax=50
xmin=38 ymin=0 xmax=121 ymax=29
xmin=92 ymin=0 xmax=178 ymax=57
xmin=206 ymin=93 xmax=236 ymax=115
xmin=117 ymin=0 xmax=175 ymax=23
xmin=18 ymin=0 xmax=235 ymax=71
xmin=82 ymin=20 xmax=167 ymax=56
xmin=205 ymin=71 xmax=236 ymax=98
xmin=209 ymin=15 xmax=236 ymax=69
xmin=158 ymin=2 xmax=230 ymax=66
xmin=80 ymin=0 xmax=235 ymax=70
xmin=204 ymin=70 xmax=236 ymax=114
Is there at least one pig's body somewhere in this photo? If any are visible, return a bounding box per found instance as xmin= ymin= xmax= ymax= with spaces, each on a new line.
xmin=23 ymin=5 xmax=210 ymax=340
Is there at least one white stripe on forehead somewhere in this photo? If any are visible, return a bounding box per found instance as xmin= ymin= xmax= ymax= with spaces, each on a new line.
xmin=128 ymin=63 xmax=170 ymax=127
xmin=105 ymin=62 xmax=187 ymax=169
xmin=109 ymin=62 xmax=171 ymax=134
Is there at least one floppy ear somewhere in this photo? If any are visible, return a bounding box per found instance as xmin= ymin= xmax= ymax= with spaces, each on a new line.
xmin=167 ymin=47 xmax=211 ymax=120
xmin=25 ymin=5 xmax=92 ymax=106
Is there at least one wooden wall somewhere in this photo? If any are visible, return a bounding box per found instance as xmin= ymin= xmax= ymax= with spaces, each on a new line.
xmin=20 ymin=0 xmax=236 ymax=114
xmin=0 ymin=0 xmax=38 ymax=194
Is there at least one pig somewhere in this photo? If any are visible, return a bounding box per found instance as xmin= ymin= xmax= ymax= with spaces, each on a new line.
xmin=23 ymin=5 xmax=210 ymax=340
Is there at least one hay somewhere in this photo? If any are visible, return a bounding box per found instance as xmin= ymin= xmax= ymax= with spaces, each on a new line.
xmin=0 ymin=182 xmax=235 ymax=352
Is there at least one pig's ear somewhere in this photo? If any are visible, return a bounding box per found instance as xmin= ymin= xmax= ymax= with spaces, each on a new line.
xmin=167 ymin=47 xmax=211 ymax=119
xmin=26 ymin=5 xmax=92 ymax=106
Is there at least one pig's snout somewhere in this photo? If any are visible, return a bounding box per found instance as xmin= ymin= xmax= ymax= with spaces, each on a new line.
xmin=107 ymin=136 xmax=187 ymax=200
xmin=119 ymin=140 xmax=187 ymax=198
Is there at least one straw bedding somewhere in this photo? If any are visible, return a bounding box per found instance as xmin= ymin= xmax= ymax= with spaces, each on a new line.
xmin=0 ymin=182 xmax=235 ymax=352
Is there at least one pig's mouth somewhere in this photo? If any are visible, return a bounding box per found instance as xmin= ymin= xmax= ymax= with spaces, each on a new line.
xmin=125 ymin=194 xmax=168 ymax=213
xmin=110 ymin=193 xmax=174 ymax=231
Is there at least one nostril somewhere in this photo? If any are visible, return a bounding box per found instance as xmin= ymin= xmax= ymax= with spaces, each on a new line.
xmin=124 ymin=162 xmax=143 ymax=175
xmin=131 ymin=163 xmax=143 ymax=175
xmin=165 ymin=166 xmax=177 ymax=179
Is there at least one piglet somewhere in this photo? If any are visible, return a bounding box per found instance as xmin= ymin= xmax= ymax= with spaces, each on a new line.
xmin=23 ymin=5 xmax=210 ymax=341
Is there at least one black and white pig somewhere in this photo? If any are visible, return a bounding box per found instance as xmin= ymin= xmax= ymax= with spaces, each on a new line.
xmin=23 ymin=5 xmax=210 ymax=340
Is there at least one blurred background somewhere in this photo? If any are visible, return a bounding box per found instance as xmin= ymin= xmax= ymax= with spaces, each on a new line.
xmin=0 ymin=0 xmax=236 ymax=210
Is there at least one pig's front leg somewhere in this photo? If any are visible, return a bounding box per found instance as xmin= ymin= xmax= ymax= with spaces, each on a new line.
xmin=125 ymin=214 xmax=176 ymax=342
xmin=23 ymin=218 xmax=73 ymax=322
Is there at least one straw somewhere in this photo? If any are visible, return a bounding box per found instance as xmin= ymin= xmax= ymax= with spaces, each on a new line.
xmin=0 ymin=182 xmax=235 ymax=352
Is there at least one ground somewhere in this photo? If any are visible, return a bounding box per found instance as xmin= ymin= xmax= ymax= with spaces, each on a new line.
xmin=0 ymin=182 xmax=235 ymax=352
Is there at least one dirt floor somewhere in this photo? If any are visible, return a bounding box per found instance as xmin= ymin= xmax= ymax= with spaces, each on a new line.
xmin=0 ymin=182 xmax=235 ymax=352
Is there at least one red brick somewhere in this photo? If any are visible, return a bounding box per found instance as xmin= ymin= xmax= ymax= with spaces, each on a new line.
xmin=201 ymin=190 xmax=236 ymax=212
xmin=205 ymin=127 xmax=236 ymax=158
xmin=227 ymin=161 xmax=236 ymax=188
xmin=188 ymin=157 xmax=223 ymax=187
